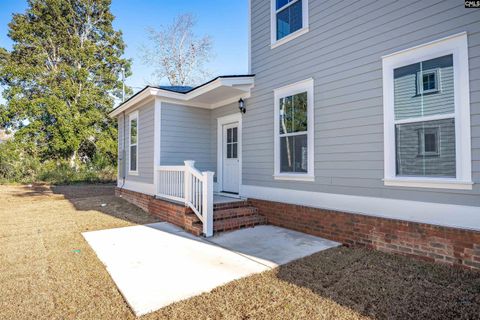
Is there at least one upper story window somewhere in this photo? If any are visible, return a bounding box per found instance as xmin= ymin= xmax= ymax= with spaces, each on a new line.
xmin=382 ymin=33 xmax=472 ymax=190
xmin=418 ymin=127 xmax=440 ymax=157
xmin=274 ymin=78 xmax=314 ymax=181
xmin=129 ymin=111 xmax=138 ymax=174
xmin=271 ymin=0 xmax=309 ymax=48
xmin=417 ymin=69 xmax=439 ymax=94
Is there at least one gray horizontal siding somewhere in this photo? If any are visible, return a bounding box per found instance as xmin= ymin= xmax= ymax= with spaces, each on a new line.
xmin=246 ymin=0 xmax=480 ymax=206
xmin=118 ymin=101 xmax=155 ymax=184
xmin=160 ymin=103 xmax=213 ymax=172
xmin=160 ymin=102 xmax=238 ymax=182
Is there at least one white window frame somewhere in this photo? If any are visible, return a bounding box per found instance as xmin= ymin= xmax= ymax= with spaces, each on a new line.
xmin=274 ymin=78 xmax=314 ymax=181
xmin=382 ymin=32 xmax=473 ymax=190
xmin=128 ymin=111 xmax=139 ymax=175
xmin=416 ymin=68 xmax=440 ymax=94
xmin=270 ymin=0 xmax=309 ymax=49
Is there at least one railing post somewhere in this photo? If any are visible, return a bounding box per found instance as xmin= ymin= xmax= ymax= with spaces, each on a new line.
xmin=184 ymin=161 xmax=195 ymax=204
xmin=202 ymin=171 xmax=214 ymax=237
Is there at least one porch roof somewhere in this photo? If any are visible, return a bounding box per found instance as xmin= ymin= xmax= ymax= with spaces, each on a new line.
xmin=108 ymin=75 xmax=255 ymax=117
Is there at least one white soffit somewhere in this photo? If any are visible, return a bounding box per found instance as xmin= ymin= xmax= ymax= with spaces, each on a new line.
xmin=109 ymin=76 xmax=254 ymax=117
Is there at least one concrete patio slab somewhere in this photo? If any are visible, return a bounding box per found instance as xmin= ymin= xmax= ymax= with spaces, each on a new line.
xmin=209 ymin=225 xmax=341 ymax=267
xmin=82 ymin=223 xmax=340 ymax=316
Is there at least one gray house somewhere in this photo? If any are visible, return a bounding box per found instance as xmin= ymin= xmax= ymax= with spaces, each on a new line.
xmin=110 ymin=0 xmax=480 ymax=270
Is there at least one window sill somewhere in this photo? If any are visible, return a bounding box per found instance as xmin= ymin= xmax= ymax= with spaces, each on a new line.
xmin=274 ymin=174 xmax=315 ymax=182
xmin=384 ymin=178 xmax=473 ymax=190
xmin=128 ymin=171 xmax=139 ymax=176
xmin=271 ymin=27 xmax=309 ymax=49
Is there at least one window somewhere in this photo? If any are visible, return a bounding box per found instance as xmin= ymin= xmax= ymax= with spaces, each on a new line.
xmin=418 ymin=127 xmax=439 ymax=156
xmin=226 ymin=127 xmax=238 ymax=159
xmin=129 ymin=111 xmax=138 ymax=174
xmin=274 ymin=78 xmax=314 ymax=181
xmin=417 ymin=69 xmax=439 ymax=94
xmin=382 ymin=33 xmax=472 ymax=189
xmin=271 ymin=0 xmax=308 ymax=48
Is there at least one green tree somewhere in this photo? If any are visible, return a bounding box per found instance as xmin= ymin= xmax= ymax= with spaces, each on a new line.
xmin=0 ymin=0 xmax=131 ymax=168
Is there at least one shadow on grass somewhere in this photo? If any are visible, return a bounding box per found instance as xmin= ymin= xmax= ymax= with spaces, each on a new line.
xmin=275 ymin=246 xmax=480 ymax=320
xmin=9 ymin=183 xmax=52 ymax=197
xmin=54 ymin=184 xmax=161 ymax=226
xmin=12 ymin=183 xmax=160 ymax=226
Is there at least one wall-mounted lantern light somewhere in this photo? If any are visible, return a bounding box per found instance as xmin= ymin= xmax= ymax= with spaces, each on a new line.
xmin=238 ymin=98 xmax=246 ymax=114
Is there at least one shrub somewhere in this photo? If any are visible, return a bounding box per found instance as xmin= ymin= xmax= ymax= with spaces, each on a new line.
xmin=0 ymin=141 xmax=40 ymax=183
xmin=0 ymin=142 xmax=116 ymax=185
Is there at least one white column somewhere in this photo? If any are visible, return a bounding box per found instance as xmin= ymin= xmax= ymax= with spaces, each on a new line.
xmin=153 ymin=98 xmax=161 ymax=195
xmin=202 ymin=171 xmax=215 ymax=237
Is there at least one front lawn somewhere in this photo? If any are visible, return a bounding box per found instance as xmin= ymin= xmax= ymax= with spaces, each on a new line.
xmin=0 ymin=184 xmax=478 ymax=319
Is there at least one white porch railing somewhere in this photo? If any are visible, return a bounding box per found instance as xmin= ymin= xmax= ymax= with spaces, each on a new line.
xmin=155 ymin=160 xmax=214 ymax=237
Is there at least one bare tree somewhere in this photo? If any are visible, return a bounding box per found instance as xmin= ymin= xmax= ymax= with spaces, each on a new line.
xmin=142 ymin=14 xmax=213 ymax=86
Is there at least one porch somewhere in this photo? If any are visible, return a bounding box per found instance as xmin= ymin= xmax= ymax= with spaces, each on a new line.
xmin=150 ymin=160 xmax=264 ymax=237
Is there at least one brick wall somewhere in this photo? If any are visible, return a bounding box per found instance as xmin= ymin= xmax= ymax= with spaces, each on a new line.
xmin=250 ymin=199 xmax=480 ymax=271
xmin=115 ymin=187 xmax=201 ymax=236
xmin=115 ymin=187 xmax=151 ymax=212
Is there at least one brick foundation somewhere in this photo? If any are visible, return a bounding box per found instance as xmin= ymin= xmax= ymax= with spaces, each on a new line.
xmin=115 ymin=187 xmax=479 ymax=270
xmin=250 ymin=198 xmax=480 ymax=271
xmin=115 ymin=187 xmax=201 ymax=236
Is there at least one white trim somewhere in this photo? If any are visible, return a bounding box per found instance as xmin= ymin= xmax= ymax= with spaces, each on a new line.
xmin=270 ymin=0 xmax=309 ymax=48
xmin=153 ymin=98 xmax=161 ymax=191
xmin=216 ymin=113 xmax=242 ymax=193
xmin=241 ymin=184 xmax=480 ymax=232
xmin=273 ymin=174 xmax=315 ymax=182
xmin=381 ymin=32 xmax=469 ymax=59
xmin=393 ymin=113 xmax=454 ymax=125
xmin=384 ymin=178 xmax=473 ymax=190
xmin=271 ymin=27 xmax=309 ymax=49
xmin=215 ymin=192 xmax=242 ymax=199
xmin=128 ymin=111 xmax=139 ymax=175
xmin=382 ymin=32 xmax=473 ymax=190
xmin=118 ymin=180 xmax=155 ymax=196
xmin=156 ymin=97 xmax=210 ymax=109
xmin=115 ymin=96 xmax=155 ymax=118
xmin=273 ymin=78 xmax=314 ymax=181
xmin=108 ymin=77 xmax=255 ymax=117
xmin=110 ymin=89 xmax=154 ymax=117
xmin=117 ymin=113 xmax=125 ymax=184
xmin=248 ymin=0 xmax=252 ymax=74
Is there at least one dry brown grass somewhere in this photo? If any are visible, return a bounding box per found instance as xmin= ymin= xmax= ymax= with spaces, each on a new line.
xmin=0 ymin=184 xmax=479 ymax=320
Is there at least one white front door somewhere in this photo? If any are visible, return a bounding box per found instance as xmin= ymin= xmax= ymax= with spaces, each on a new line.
xmin=222 ymin=122 xmax=239 ymax=193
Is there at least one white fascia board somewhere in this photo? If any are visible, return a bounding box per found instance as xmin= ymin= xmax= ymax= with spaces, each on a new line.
xmin=109 ymin=88 xmax=157 ymax=117
xmin=109 ymin=77 xmax=255 ymax=117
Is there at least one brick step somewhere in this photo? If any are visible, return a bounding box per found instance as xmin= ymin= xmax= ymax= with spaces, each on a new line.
xmin=213 ymin=199 xmax=250 ymax=211
xmin=213 ymin=214 xmax=266 ymax=233
xmin=213 ymin=206 xmax=258 ymax=221
xmin=185 ymin=204 xmax=257 ymax=223
xmin=184 ymin=211 xmax=202 ymax=228
xmin=185 ymin=223 xmax=202 ymax=237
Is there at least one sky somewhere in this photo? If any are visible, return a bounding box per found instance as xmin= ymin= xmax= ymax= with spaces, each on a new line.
xmin=0 ymin=0 xmax=249 ymax=95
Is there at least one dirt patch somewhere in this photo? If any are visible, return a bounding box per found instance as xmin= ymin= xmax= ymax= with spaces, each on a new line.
xmin=0 ymin=184 xmax=479 ymax=319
